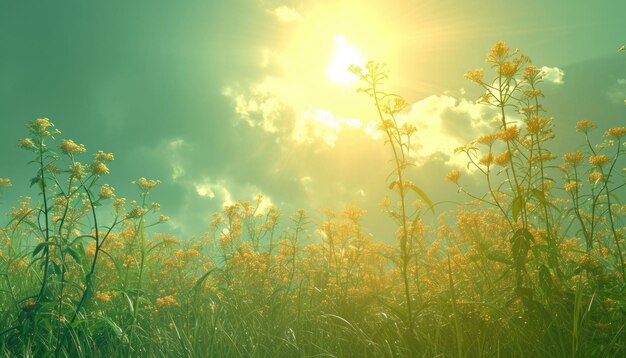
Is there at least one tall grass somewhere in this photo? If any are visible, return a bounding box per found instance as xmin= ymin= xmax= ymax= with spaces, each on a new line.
xmin=0 ymin=42 xmax=625 ymax=357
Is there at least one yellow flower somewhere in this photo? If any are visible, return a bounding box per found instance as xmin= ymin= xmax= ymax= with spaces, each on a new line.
xmin=70 ymin=162 xmax=86 ymax=179
xmin=59 ymin=139 xmax=86 ymax=155
xmin=499 ymin=125 xmax=519 ymax=142
xmin=17 ymin=138 xmax=37 ymax=150
xmin=494 ymin=151 xmax=511 ymax=166
xmin=113 ymin=197 xmax=126 ymax=212
xmin=0 ymin=178 xmax=11 ymax=188
xmin=605 ymin=127 xmax=626 ymax=140
xmin=589 ymin=154 xmax=609 ymax=167
xmin=124 ymin=206 xmax=147 ymax=220
xmin=446 ymin=170 xmax=462 ymax=183
xmin=90 ymin=161 xmax=109 ymax=175
xmin=487 ymin=41 xmax=510 ymax=63
xmin=588 ymin=172 xmax=603 ymax=184
xmin=522 ymin=65 xmax=541 ymax=81
xmin=99 ymin=184 xmax=115 ymax=199
xmin=526 ymin=116 xmax=550 ymax=134
xmin=499 ymin=61 xmax=518 ymax=77
xmin=464 ymin=68 xmax=484 ymax=83
xmin=156 ymin=295 xmax=178 ymax=307
xmin=564 ymin=181 xmax=578 ymax=192
xmin=563 ymin=151 xmax=584 ymax=166
xmin=27 ymin=118 xmax=59 ymax=137
xmin=575 ymin=119 xmax=596 ymax=133
xmin=476 ymin=133 xmax=499 ymax=146
xmin=96 ymin=291 xmax=112 ymax=302
xmin=93 ymin=150 xmax=115 ymax=162
xmin=133 ymin=177 xmax=161 ymax=193
xmin=479 ymin=152 xmax=494 ymax=166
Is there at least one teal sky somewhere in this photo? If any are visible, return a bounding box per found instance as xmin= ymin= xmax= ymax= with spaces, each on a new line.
xmin=1 ymin=0 xmax=625 ymax=241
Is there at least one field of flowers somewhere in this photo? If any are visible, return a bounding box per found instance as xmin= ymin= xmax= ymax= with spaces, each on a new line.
xmin=0 ymin=42 xmax=625 ymax=357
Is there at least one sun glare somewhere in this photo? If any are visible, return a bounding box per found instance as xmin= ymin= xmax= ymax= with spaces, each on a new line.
xmin=327 ymin=35 xmax=364 ymax=84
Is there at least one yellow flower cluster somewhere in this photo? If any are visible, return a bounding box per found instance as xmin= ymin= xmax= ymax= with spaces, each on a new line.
xmin=133 ymin=177 xmax=161 ymax=193
xmin=575 ymin=119 xmax=596 ymax=133
xmin=589 ymin=154 xmax=609 ymax=167
xmin=59 ymin=139 xmax=86 ymax=155
xmin=156 ymin=295 xmax=178 ymax=307
xmin=446 ymin=170 xmax=461 ymax=183
xmin=605 ymin=127 xmax=626 ymax=140
xmin=0 ymin=178 xmax=11 ymax=188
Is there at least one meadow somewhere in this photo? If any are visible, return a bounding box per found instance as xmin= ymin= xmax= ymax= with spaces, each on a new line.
xmin=0 ymin=42 xmax=625 ymax=357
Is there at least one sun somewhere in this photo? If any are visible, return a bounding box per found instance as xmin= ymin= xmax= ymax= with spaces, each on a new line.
xmin=326 ymin=35 xmax=364 ymax=84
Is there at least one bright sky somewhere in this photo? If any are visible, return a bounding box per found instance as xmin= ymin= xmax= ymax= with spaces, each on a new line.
xmin=1 ymin=0 xmax=625 ymax=240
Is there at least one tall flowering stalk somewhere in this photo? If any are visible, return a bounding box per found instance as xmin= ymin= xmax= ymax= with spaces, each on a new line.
xmin=350 ymin=62 xmax=434 ymax=333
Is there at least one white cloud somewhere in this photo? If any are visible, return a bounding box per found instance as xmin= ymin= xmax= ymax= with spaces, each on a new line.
xmin=393 ymin=95 xmax=499 ymax=167
xmin=222 ymin=81 xmax=293 ymax=133
xmin=269 ymin=5 xmax=301 ymax=23
xmin=607 ymin=78 xmax=626 ymax=103
xmin=194 ymin=179 xmax=274 ymax=214
xmin=195 ymin=181 xmax=234 ymax=207
xmin=292 ymin=107 xmax=362 ymax=146
xmin=540 ymin=66 xmax=565 ymax=85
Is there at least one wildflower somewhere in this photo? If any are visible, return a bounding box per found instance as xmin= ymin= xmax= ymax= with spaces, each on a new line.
xmin=522 ymin=65 xmax=541 ymax=81
xmin=499 ymin=125 xmax=519 ymax=141
xmin=494 ymin=151 xmax=511 ymax=166
xmin=479 ymin=152 xmax=494 ymax=166
xmin=96 ymin=291 xmax=112 ymax=302
xmin=69 ymin=162 xmax=86 ymax=179
xmin=526 ymin=116 xmax=550 ymax=134
xmin=564 ymin=181 xmax=578 ymax=192
xmin=563 ymin=152 xmax=584 ymax=166
xmin=588 ymin=172 xmax=603 ymax=184
xmin=59 ymin=139 xmax=86 ymax=155
xmin=487 ymin=41 xmax=510 ymax=63
xmin=17 ymin=138 xmax=37 ymax=150
xmin=0 ymin=178 xmax=11 ymax=188
xmin=125 ymin=206 xmax=147 ymax=220
xmin=477 ymin=133 xmax=499 ymax=146
xmin=26 ymin=118 xmax=59 ymax=137
xmin=151 ymin=202 xmax=161 ymax=211
xmin=93 ymin=150 xmax=114 ymax=162
xmin=464 ymin=68 xmax=484 ymax=83
xmin=530 ymin=153 xmax=556 ymax=163
xmin=133 ymin=177 xmax=160 ymax=193
xmin=524 ymin=89 xmax=542 ymax=98
xmin=605 ymin=127 xmax=626 ymax=140
xmin=575 ymin=119 xmax=596 ymax=133
xmin=89 ymin=161 xmax=109 ymax=175
xmin=113 ymin=197 xmax=126 ymax=212
xmin=499 ymin=61 xmax=518 ymax=77
xmin=159 ymin=214 xmax=170 ymax=222
xmin=156 ymin=295 xmax=178 ymax=307
xmin=589 ymin=154 xmax=609 ymax=167
xmin=99 ymin=184 xmax=114 ymax=199
xmin=446 ymin=170 xmax=462 ymax=183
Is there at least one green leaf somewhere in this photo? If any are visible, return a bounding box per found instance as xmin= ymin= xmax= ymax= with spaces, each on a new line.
xmin=510 ymin=228 xmax=534 ymax=267
xmin=511 ymin=195 xmax=523 ymax=221
xmin=530 ymin=189 xmax=558 ymax=210
xmin=408 ymin=183 xmax=435 ymax=215
xmin=32 ymin=242 xmax=55 ymax=257
xmin=539 ymin=265 xmax=553 ymax=295
xmin=191 ymin=268 xmax=217 ymax=293
xmin=29 ymin=175 xmax=41 ymax=188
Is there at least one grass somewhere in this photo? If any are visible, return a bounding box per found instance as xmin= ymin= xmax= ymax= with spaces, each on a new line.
xmin=0 ymin=41 xmax=625 ymax=357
